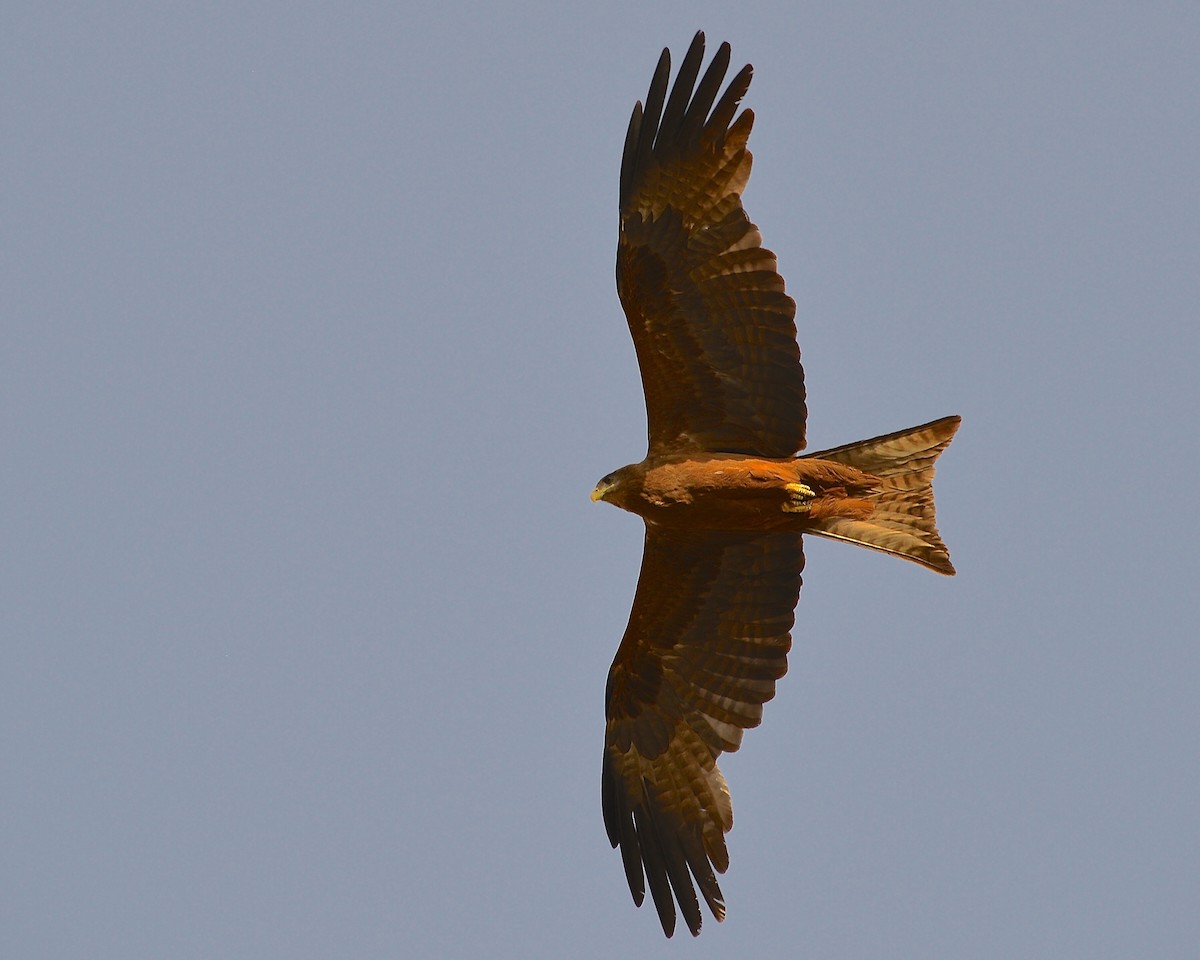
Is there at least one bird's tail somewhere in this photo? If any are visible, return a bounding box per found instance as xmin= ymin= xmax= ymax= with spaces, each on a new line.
xmin=804 ymin=415 xmax=961 ymax=575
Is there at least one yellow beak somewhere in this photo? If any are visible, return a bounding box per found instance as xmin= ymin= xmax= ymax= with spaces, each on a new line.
xmin=590 ymin=486 xmax=604 ymax=502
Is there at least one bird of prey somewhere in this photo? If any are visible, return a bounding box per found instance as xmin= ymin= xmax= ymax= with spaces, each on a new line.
xmin=592 ymin=32 xmax=960 ymax=937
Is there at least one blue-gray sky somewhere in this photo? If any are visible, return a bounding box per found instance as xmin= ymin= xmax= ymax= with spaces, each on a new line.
xmin=5 ymin=2 xmax=1198 ymax=957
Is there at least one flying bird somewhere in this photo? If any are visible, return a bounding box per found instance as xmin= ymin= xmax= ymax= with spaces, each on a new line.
xmin=593 ymin=32 xmax=961 ymax=937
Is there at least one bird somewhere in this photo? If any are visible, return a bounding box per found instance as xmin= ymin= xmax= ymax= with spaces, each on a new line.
xmin=592 ymin=32 xmax=961 ymax=937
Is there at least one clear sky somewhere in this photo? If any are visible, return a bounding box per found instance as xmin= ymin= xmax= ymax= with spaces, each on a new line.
xmin=5 ymin=2 xmax=1198 ymax=957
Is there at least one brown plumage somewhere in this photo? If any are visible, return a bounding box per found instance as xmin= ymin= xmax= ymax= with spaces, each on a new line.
xmin=593 ymin=33 xmax=960 ymax=937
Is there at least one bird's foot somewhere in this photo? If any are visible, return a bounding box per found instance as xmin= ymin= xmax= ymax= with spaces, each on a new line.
xmin=782 ymin=482 xmax=816 ymax=513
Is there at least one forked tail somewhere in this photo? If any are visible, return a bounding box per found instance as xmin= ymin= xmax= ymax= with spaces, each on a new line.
xmin=804 ymin=415 xmax=961 ymax=575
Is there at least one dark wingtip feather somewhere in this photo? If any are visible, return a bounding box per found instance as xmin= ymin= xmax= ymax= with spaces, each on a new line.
xmin=707 ymin=61 xmax=753 ymax=137
xmin=679 ymin=40 xmax=731 ymax=144
xmin=636 ymin=803 xmax=678 ymax=937
xmin=654 ymin=32 xmax=706 ymax=153
xmin=620 ymin=47 xmax=670 ymax=210
xmin=602 ymin=755 xmax=647 ymax=905
xmin=618 ymin=101 xmax=643 ymax=212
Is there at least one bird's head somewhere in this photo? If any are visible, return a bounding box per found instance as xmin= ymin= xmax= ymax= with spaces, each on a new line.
xmin=591 ymin=465 xmax=638 ymax=509
xmin=590 ymin=471 xmax=620 ymax=505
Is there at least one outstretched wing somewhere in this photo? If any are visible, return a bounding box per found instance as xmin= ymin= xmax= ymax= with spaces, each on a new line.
xmin=618 ymin=32 xmax=806 ymax=458
xmin=602 ymin=527 xmax=804 ymax=937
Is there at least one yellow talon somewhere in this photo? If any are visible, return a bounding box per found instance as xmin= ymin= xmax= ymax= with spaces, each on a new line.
xmin=782 ymin=482 xmax=816 ymax=513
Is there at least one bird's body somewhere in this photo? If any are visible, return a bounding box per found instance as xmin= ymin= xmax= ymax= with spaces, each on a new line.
xmin=593 ymin=32 xmax=960 ymax=937
xmin=594 ymin=453 xmax=877 ymax=531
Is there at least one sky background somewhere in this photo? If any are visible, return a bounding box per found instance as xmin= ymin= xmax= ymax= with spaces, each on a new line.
xmin=4 ymin=2 xmax=1198 ymax=957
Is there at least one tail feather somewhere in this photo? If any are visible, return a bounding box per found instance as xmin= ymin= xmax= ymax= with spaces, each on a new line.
xmin=804 ymin=416 xmax=961 ymax=575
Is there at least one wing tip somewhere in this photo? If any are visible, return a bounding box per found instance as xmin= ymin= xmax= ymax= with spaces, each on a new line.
xmin=621 ymin=34 xmax=754 ymax=212
xmin=603 ymin=747 xmax=731 ymax=938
